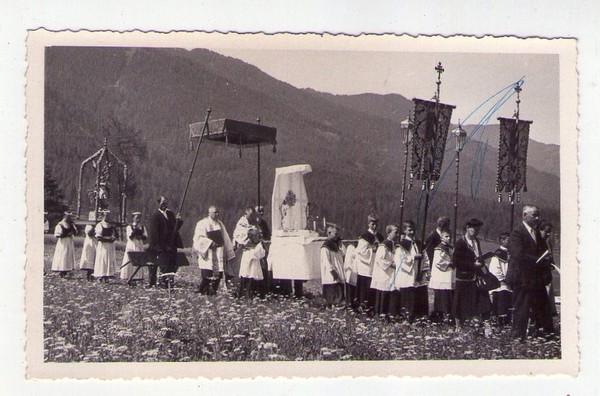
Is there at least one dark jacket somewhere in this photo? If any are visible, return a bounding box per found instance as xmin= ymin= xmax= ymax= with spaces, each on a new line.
xmin=359 ymin=231 xmax=384 ymax=246
xmin=506 ymin=223 xmax=552 ymax=290
xmin=424 ymin=230 xmax=441 ymax=264
xmin=147 ymin=209 xmax=183 ymax=253
xmin=452 ymin=236 xmax=481 ymax=281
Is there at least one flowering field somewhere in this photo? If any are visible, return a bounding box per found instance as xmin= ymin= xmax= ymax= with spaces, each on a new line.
xmin=43 ymin=238 xmax=560 ymax=362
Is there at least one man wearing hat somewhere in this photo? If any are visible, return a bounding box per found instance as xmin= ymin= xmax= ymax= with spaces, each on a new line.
xmin=353 ymin=214 xmax=384 ymax=311
xmin=147 ymin=196 xmax=184 ymax=287
xmin=51 ymin=211 xmax=78 ymax=277
xmin=506 ymin=205 xmax=555 ymax=340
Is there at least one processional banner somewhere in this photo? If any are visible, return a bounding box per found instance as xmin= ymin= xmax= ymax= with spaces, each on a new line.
xmin=496 ymin=117 xmax=532 ymax=195
xmin=410 ymin=98 xmax=455 ymax=182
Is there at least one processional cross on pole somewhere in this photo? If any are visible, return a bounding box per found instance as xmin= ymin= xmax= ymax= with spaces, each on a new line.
xmin=495 ymin=83 xmax=532 ymax=232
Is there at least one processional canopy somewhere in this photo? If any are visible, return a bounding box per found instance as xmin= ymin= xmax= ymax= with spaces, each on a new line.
xmin=189 ymin=118 xmax=277 ymax=150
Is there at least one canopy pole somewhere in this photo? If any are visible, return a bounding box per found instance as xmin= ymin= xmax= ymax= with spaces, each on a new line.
xmin=256 ymin=116 xmax=261 ymax=208
xmin=257 ymin=143 xmax=261 ymax=208
xmin=179 ymin=107 xmax=211 ymax=215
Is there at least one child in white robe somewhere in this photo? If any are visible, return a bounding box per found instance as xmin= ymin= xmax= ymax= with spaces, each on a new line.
xmin=79 ymin=223 xmax=96 ymax=280
xmin=238 ymin=227 xmax=267 ymax=299
xmin=320 ymin=225 xmax=346 ymax=307
xmin=429 ymin=229 xmax=455 ymax=323
xmin=371 ymin=225 xmax=399 ymax=317
xmin=93 ymin=211 xmax=118 ymax=282
xmin=120 ymin=212 xmax=148 ymax=283
xmin=51 ymin=211 xmax=78 ymax=276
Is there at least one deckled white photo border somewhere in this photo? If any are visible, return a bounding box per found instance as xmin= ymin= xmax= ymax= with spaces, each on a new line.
xmin=25 ymin=30 xmax=579 ymax=379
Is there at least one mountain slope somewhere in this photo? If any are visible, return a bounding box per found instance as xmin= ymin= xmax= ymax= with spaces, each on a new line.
xmin=44 ymin=47 xmax=560 ymax=242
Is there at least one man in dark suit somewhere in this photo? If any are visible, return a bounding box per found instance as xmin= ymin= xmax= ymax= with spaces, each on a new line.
xmin=424 ymin=216 xmax=451 ymax=265
xmin=506 ymin=205 xmax=555 ymax=340
xmin=146 ymin=196 xmax=183 ymax=287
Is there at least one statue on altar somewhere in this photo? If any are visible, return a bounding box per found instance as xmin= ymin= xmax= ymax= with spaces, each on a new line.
xmin=271 ymin=165 xmax=313 ymax=235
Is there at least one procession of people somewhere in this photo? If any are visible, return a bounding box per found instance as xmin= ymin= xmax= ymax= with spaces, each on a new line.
xmin=49 ymin=197 xmax=558 ymax=342
xmin=318 ymin=205 xmax=557 ymax=341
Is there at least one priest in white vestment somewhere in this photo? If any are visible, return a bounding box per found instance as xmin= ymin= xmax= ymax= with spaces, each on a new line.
xmin=192 ymin=205 xmax=235 ymax=295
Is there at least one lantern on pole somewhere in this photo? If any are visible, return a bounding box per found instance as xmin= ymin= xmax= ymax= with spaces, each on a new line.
xmin=451 ymin=121 xmax=467 ymax=243
xmin=398 ymin=114 xmax=413 ymax=227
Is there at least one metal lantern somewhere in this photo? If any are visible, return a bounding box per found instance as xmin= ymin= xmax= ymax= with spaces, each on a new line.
xmin=452 ymin=122 xmax=467 ymax=152
xmin=399 ymin=116 xmax=414 ymax=144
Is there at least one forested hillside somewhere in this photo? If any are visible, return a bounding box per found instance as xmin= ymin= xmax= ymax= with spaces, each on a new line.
xmin=44 ymin=47 xmax=560 ymax=243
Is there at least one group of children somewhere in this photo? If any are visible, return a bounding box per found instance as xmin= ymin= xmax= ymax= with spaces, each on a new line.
xmin=50 ymin=210 xmax=147 ymax=283
xmin=50 ymin=207 xmax=272 ymax=300
xmin=319 ymin=215 xmax=525 ymax=332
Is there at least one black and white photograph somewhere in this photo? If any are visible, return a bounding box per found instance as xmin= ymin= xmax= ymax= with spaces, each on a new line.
xmin=25 ymin=31 xmax=578 ymax=379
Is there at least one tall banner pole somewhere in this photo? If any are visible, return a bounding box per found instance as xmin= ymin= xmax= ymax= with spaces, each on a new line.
xmin=179 ymin=107 xmax=211 ymax=215
xmin=399 ymin=113 xmax=412 ymax=227
xmin=256 ymin=117 xmax=261 ymax=209
xmin=496 ymin=84 xmax=530 ymax=232
xmin=420 ymin=62 xmax=445 ymax=245
xmin=510 ymin=85 xmax=522 ymax=231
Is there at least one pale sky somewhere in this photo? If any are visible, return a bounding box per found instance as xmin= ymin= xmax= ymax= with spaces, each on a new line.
xmin=214 ymin=49 xmax=560 ymax=145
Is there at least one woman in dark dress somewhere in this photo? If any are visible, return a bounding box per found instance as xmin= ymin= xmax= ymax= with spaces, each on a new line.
xmin=452 ymin=218 xmax=491 ymax=330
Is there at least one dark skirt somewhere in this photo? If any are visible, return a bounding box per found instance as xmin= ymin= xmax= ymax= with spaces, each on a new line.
xmin=388 ymin=290 xmax=402 ymax=317
xmin=492 ymin=290 xmax=513 ymax=322
xmin=356 ymin=275 xmax=372 ymax=307
xmin=433 ymin=289 xmax=454 ymax=314
xmin=453 ymin=280 xmax=477 ymax=321
xmin=238 ymin=277 xmax=266 ymax=299
xmin=226 ymin=249 xmax=242 ymax=279
xmin=400 ymin=286 xmax=429 ymax=319
xmin=345 ymin=283 xmax=357 ymax=309
xmin=198 ymin=269 xmax=223 ymax=295
xmin=323 ymin=283 xmax=345 ymax=306
xmin=476 ymin=289 xmax=492 ymax=319
xmin=373 ymin=290 xmax=391 ymax=315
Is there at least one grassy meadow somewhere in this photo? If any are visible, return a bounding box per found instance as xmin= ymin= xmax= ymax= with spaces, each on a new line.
xmin=42 ymin=236 xmax=561 ymax=362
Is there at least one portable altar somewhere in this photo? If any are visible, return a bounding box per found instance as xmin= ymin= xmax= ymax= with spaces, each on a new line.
xmin=267 ymin=164 xmax=324 ymax=282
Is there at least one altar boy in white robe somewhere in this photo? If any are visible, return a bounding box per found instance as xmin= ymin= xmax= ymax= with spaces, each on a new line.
xmin=371 ymin=224 xmax=399 ymax=317
xmin=51 ymin=211 xmax=78 ymax=277
xmin=489 ymin=232 xmax=512 ymax=326
xmin=354 ymin=214 xmax=384 ymax=311
xmin=394 ymin=220 xmax=430 ymax=322
xmin=192 ymin=205 xmax=235 ymax=295
xmin=320 ymin=224 xmax=346 ymax=308
xmin=231 ymin=207 xmax=257 ymax=288
xmin=238 ymin=226 xmax=267 ymax=299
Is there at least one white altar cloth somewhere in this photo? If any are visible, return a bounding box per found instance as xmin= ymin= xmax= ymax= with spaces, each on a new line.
xmin=267 ymin=233 xmax=326 ymax=280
